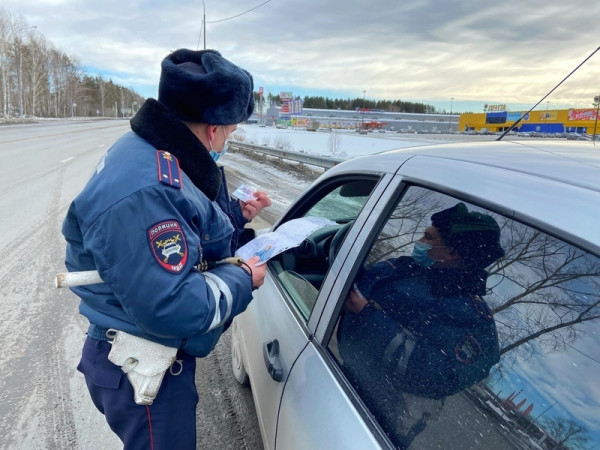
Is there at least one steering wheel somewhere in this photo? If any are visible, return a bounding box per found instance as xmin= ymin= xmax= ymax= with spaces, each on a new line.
xmin=294 ymin=224 xmax=336 ymax=259
xmin=328 ymin=221 xmax=354 ymax=265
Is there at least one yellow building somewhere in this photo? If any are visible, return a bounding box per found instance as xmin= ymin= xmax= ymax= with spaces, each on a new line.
xmin=459 ymin=105 xmax=600 ymax=135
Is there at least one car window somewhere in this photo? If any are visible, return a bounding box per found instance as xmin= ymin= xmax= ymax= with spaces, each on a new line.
xmin=269 ymin=178 xmax=378 ymax=321
xmin=328 ymin=185 xmax=600 ymax=449
xmin=304 ymin=180 xmax=375 ymax=222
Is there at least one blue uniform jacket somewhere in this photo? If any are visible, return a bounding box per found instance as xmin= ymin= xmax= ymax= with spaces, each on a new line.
xmin=62 ymin=99 xmax=253 ymax=357
xmin=339 ymin=257 xmax=500 ymax=399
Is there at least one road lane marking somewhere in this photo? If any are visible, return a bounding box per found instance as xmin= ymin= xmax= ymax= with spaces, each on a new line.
xmin=60 ymin=157 xmax=75 ymax=163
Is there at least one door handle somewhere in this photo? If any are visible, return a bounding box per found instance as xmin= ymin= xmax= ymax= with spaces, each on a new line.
xmin=263 ymin=339 xmax=283 ymax=382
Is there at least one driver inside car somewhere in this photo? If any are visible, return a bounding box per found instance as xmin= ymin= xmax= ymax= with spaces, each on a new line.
xmin=337 ymin=203 xmax=505 ymax=448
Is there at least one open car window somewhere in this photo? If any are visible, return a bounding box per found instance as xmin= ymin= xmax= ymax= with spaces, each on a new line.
xmin=328 ymin=185 xmax=600 ymax=449
xmin=269 ymin=178 xmax=379 ymax=321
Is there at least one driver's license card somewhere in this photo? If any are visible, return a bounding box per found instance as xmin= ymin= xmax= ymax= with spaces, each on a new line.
xmin=232 ymin=183 xmax=257 ymax=202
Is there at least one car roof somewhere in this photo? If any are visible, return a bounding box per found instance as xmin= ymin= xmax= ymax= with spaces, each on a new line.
xmin=386 ymin=140 xmax=600 ymax=191
xmin=324 ymin=139 xmax=600 ymax=254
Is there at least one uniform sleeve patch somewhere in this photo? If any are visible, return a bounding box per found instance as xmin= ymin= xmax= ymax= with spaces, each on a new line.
xmin=455 ymin=334 xmax=483 ymax=364
xmin=469 ymin=294 xmax=493 ymax=319
xmin=148 ymin=220 xmax=188 ymax=273
xmin=156 ymin=150 xmax=183 ymax=189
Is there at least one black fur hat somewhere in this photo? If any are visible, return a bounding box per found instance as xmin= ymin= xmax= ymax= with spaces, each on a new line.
xmin=431 ymin=202 xmax=505 ymax=268
xmin=158 ymin=49 xmax=254 ymax=124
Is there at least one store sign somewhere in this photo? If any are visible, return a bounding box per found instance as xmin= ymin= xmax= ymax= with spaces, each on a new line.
xmin=568 ymin=109 xmax=597 ymax=121
xmin=485 ymin=104 xmax=507 ymax=112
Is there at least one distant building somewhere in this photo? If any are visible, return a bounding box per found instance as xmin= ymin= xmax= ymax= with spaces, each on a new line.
xmin=459 ymin=105 xmax=600 ymax=134
xmin=248 ymin=107 xmax=459 ymax=132
xmin=265 ymin=104 xmax=279 ymax=125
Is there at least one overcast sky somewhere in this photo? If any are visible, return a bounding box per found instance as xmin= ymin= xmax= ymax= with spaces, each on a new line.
xmin=5 ymin=0 xmax=600 ymax=113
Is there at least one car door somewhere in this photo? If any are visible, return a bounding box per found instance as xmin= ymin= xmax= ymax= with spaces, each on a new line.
xmin=235 ymin=171 xmax=398 ymax=449
xmin=273 ymin=173 xmax=404 ymax=449
xmin=310 ymin=174 xmax=600 ymax=450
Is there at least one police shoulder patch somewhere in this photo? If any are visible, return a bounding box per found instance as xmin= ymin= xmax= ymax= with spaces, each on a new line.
xmin=148 ymin=220 xmax=188 ymax=273
xmin=455 ymin=334 xmax=483 ymax=364
xmin=469 ymin=294 xmax=493 ymax=319
xmin=156 ymin=150 xmax=183 ymax=189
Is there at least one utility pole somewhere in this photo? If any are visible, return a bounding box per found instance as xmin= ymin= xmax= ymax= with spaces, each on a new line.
xmin=202 ymin=0 xmax=206 ymax=49
xmin=449 ymin=97 xmax=454 ymax=131
xmin=593 ymin=95 xmax=600 ymax=143
xmin=361 ymin=90 xmax=366 ymax=129
xmin=524 ymin=400 xmax=558 ymax=433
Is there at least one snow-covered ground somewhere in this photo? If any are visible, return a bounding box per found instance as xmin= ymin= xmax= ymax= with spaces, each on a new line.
xmin=233 ymin=124 xmax=467 ymax=160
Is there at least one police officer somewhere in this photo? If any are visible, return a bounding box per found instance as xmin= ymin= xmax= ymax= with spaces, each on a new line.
xmin=339 ymin=202 xmax=505 ymax=448
xmin=62 ymin=49 xmax=270 ymax=449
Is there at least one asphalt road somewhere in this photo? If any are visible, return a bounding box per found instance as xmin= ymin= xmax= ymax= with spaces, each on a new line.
xmin=0 ymin=119 xmax=312 ymax=450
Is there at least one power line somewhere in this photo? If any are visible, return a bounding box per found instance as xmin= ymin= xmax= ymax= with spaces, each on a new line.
xmin=566 ymin=341 xmax=600 ymax=365
xmin=206 ymin=0 xmax=271 ymax=24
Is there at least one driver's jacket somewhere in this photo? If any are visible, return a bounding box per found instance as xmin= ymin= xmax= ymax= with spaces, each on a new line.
xmin=62 ymin=99 xmax=253 ymax=357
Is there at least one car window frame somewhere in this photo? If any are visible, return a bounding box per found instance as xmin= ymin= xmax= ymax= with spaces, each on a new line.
xmin=303 ymin=172 xmax=398 ymax=332
xmin=269 ymin=171 xmax=405 ymax=450
xmin=311 ymin=174 xmax=407 ymax=340
xmin=309 ymin=177 xmax=506 ymax=447
xmin=261 ymin=172 xmax=392 ymax=331
xmin=314 ymin=168 xmax=600 ymax=347
xmin=394 ymin=154 xmax=600 ymax=255
xmin=310 ymin=169 xmax=600 ymax=448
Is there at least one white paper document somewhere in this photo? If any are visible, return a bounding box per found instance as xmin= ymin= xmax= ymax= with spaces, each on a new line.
xmin=236 ymin=216 xmax=337 ymax=264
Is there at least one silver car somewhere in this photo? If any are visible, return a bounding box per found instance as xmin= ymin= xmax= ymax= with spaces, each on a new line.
xmin=231 ymin=140 xmax=600 ymax=449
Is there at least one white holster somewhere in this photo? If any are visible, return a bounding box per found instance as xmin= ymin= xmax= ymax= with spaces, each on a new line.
xmin=106 ymin=329 xmax=180 ymax=405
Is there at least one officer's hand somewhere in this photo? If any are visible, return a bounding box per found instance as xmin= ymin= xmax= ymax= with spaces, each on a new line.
xmin=240 ymin=191 xmax=272 ymax=221
xmin=345 ymin=289 xmax=368 ymax=314
xmin=243 ymin=256 xmax=267 ymax=288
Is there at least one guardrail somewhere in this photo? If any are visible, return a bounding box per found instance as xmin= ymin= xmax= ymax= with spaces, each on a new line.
xmin=229 ymin=140 xmax=345 ymax=169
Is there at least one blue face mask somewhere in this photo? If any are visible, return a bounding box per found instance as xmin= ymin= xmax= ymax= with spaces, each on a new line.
xmin=412 ymin=241 xmax=436 ymax=267
xmin=209 ymin=148 xmax=224 ymax=161
xmin=209 ymin=126 xmax=230 ymax=162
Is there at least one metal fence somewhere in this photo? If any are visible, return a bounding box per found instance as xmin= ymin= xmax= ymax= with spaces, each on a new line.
xmin=229 ymin=141 xmax=345 ymax=169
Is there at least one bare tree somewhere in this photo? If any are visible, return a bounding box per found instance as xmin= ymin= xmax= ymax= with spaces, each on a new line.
xmin=0 ymin=6 xmax=144 ymax=119
xmin=23 ymin=33 xmax=49 ymax=116
xmin=328 ymin=129 xmax=341 ymax=154
xmin=486 ymin=219 xmax=600 ymax=357
xmin=97 ymin=76 xmax=106 ymax=116
xmin=543 ymin=416 xmax=590 ymax=449
xmin=368 ymin=188 xmax=600 ymax=363
xmin=10 ymin=15 xmax=32 ymax=117
xmin=0 ymin=8 xmax=27 ymax=117
xmin=366 ymin=190 xmax=447 ymax=264
xmin=0 ymin=8 xmax=10 ymax=116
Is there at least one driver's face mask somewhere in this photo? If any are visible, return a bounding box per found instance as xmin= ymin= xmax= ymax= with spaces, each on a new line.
xmin=412 ymin=241 xmax=437 ymax=267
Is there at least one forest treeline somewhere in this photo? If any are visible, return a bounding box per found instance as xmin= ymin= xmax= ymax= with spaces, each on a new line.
xmin=259 ymin=93 xmax=438 ymax=114
xmin=0 ymin=7 xmax=143 ymax=118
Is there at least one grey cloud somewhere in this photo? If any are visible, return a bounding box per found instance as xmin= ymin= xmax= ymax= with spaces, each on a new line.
xmin=5 ymin=0 xmax=600 ymax=109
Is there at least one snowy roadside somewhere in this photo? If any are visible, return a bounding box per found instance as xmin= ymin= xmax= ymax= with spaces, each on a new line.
xmin=221 ymin=144 xmax=321 ymax=229
xmin=232 ymin=124 xmax=439 ymax=160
